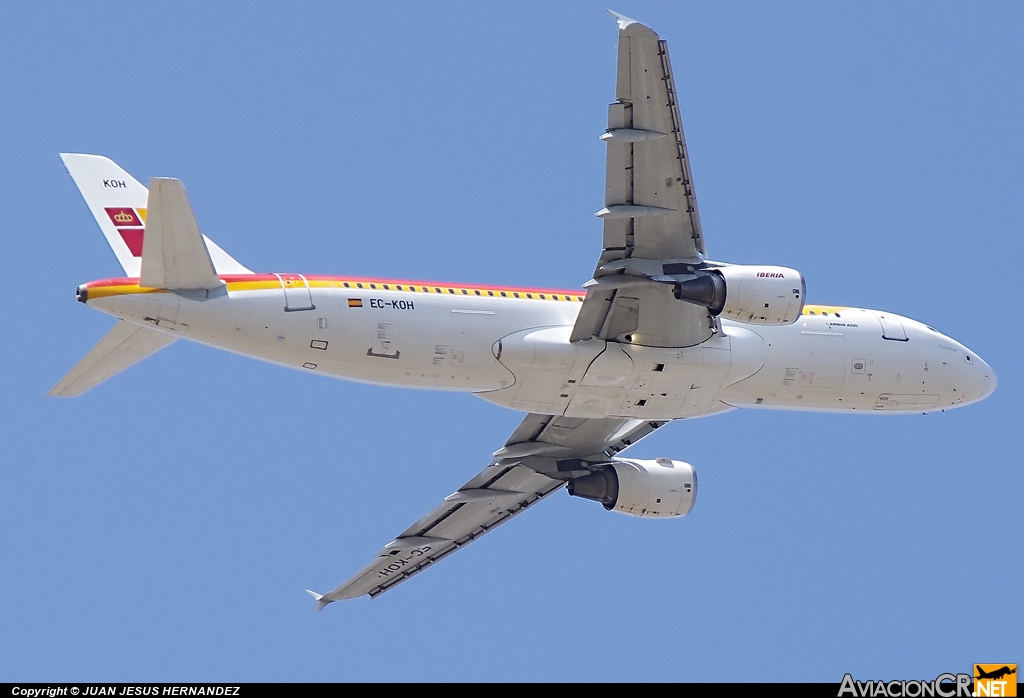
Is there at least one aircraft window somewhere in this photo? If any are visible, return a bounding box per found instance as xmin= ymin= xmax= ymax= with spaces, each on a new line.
xmin=343 ymin=282 xmax=350 ymax=288
xmin=654 ymin=364 xmax=665 ymax=372
xmin=357 ymin=283 xmax=363 ymax=288
xmin=636 ymin=399 xmax=647 ymax=407
xmin=809 ymin=311 xmax=816 ymax=315
xmin=965 ymin=354 xmax=973 ymax=364
xmin=434 ymin=287 xmax=441 ymax=293
xmin=370 ymin=284 xmax=377 ymax=289
xmin=383 ymin=284 xmax=390 ymax=290
xmin=475 ymin=290 xmax=481 ymax=296
xmin=500 ymin=292 xmax=507 ymax=297
xmin=487 ymin=291 xmax=494 ymax=296
xmin=526 ymin=293 xmax=533 ymax=298
xmin=822 ymin=312 xmax=829 ymax=316
xmin=834 ymin=313 xmax=841 ymax=318
xmin=514 ymin=293 xmax=520 ymax=298
xmin=540 ymin=294 xmax=546 ymax=299
xmin=461 ymin=289 xmax=468 ymax=295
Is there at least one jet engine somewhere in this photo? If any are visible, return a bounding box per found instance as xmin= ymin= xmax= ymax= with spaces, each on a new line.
xmin=567 ymin=458 xmax=697 ymax=518
xmin=673 ymin=264 xmax=805 ymax=325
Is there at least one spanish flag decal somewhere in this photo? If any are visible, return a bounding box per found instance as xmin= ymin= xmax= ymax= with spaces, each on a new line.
xmin=348 ymin=298 xmax=363 ymax=308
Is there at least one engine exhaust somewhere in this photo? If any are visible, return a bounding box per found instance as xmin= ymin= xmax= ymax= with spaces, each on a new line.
xmin=567 ymin=468 xmax=619 ymax=510
xmin=673 ymin=273 xmax=726 ymax=315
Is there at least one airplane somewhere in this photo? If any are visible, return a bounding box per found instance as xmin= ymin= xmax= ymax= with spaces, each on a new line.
xmin=976 ymin=666 xmax=1016 ymax=681
xmin=51 ymin=12 xmax=996 ymax=608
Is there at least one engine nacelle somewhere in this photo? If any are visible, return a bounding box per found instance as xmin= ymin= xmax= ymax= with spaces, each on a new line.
xmin=567 ymin=458 xmax=697 ymax=518
xmin=673 ymin=264 xmax=805 ymax=326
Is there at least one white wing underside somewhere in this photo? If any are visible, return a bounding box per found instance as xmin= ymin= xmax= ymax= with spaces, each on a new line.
xmin=309 ymin=414 xmax=667 ymax=606
xmin=570 ymin=12 xmax=715 ymax=348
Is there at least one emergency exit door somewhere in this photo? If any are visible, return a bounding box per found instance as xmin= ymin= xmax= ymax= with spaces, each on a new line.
xmin=274 ymin=273 xmax=315 ymax=312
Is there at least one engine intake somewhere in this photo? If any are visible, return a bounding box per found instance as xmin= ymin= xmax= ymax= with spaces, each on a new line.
xmin=674 ymin=264 xmax=805 ymax=325
xmin=568 ymin=458 xmax=697 ymax=518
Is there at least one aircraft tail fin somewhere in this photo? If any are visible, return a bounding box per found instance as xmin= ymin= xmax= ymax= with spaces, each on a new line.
xmin=60 ymin=153 xmax=253 ymax=278
xmin=48 ymin=321 xmax=176 ymax=397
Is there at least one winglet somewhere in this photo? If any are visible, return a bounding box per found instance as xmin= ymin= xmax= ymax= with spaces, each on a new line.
xmin=607 ymin=9 xmax=640 ymax=30
xmin=305 ymin=589 xmax=332 ymax=611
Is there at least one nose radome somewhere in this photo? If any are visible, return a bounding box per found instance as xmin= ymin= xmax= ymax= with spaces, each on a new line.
xmin=962 ymin=347 xmax=997 ymax=402
xmin=977 ymin=357 xmax=997 ymax=401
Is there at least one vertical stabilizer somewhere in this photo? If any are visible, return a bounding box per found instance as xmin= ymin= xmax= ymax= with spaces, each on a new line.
xmin=60 ymin=154 xmax=253 ymax=277
xmin=61 ymin=153 xmax=149 ymax=277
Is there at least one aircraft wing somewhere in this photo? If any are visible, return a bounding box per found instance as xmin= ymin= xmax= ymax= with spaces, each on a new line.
xmin=307 ymin=414 xmax=667 ymax=606
xmin=571 ymin=12 xmax=715 ymax=348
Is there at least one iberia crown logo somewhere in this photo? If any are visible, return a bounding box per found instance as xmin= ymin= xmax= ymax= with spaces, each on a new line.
xmin=113 ymin=211 xmax=134 ymax=223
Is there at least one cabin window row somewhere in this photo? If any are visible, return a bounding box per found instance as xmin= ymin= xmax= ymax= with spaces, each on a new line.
xmin=333 ymin=280 xmax=583 ymax=302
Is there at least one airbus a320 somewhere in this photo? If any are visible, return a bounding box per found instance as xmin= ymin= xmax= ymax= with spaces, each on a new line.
xmin=52 ymin=13 xmax=996 ymax=607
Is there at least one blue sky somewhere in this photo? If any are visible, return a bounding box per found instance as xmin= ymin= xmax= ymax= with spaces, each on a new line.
xmin=1 ymin=1 xmax=1020 ymax=682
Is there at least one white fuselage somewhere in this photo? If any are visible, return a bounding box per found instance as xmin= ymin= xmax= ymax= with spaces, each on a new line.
xmin=84 ymin=275 xmax=996 ymax=419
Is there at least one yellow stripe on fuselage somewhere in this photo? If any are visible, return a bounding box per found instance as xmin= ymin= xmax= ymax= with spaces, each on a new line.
xmin=85 ymin=279 xmax=849 ymax=313
xmin=85 ymin=277 xmax=589 ymax=302
xmin=802 ymin=304 xmax=850 ymax=315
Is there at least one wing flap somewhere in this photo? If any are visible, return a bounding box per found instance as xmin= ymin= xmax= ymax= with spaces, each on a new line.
xmin=48 ymin=321 xmax=176 ymax=397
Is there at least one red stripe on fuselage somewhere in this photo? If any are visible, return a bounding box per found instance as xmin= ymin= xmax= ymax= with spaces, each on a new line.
xmin=83 ymin=273 xmax=587 ymax=297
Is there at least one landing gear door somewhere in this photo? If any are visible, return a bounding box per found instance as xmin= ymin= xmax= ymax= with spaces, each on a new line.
xmin=274 ymin=273 xmax=315 ymax=312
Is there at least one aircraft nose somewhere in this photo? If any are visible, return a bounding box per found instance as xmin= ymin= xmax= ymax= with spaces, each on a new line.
xmin=977 ymin=357 xmax=997 ymax=401
xmin=964 ymin=350 xmax=997 ymax=402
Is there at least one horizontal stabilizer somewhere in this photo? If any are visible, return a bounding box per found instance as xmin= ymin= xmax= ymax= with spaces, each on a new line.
xmin=49 ymin=321 xmax=175 ymax=397
xmin=140 ymin=178 xmax=224 ymax=291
